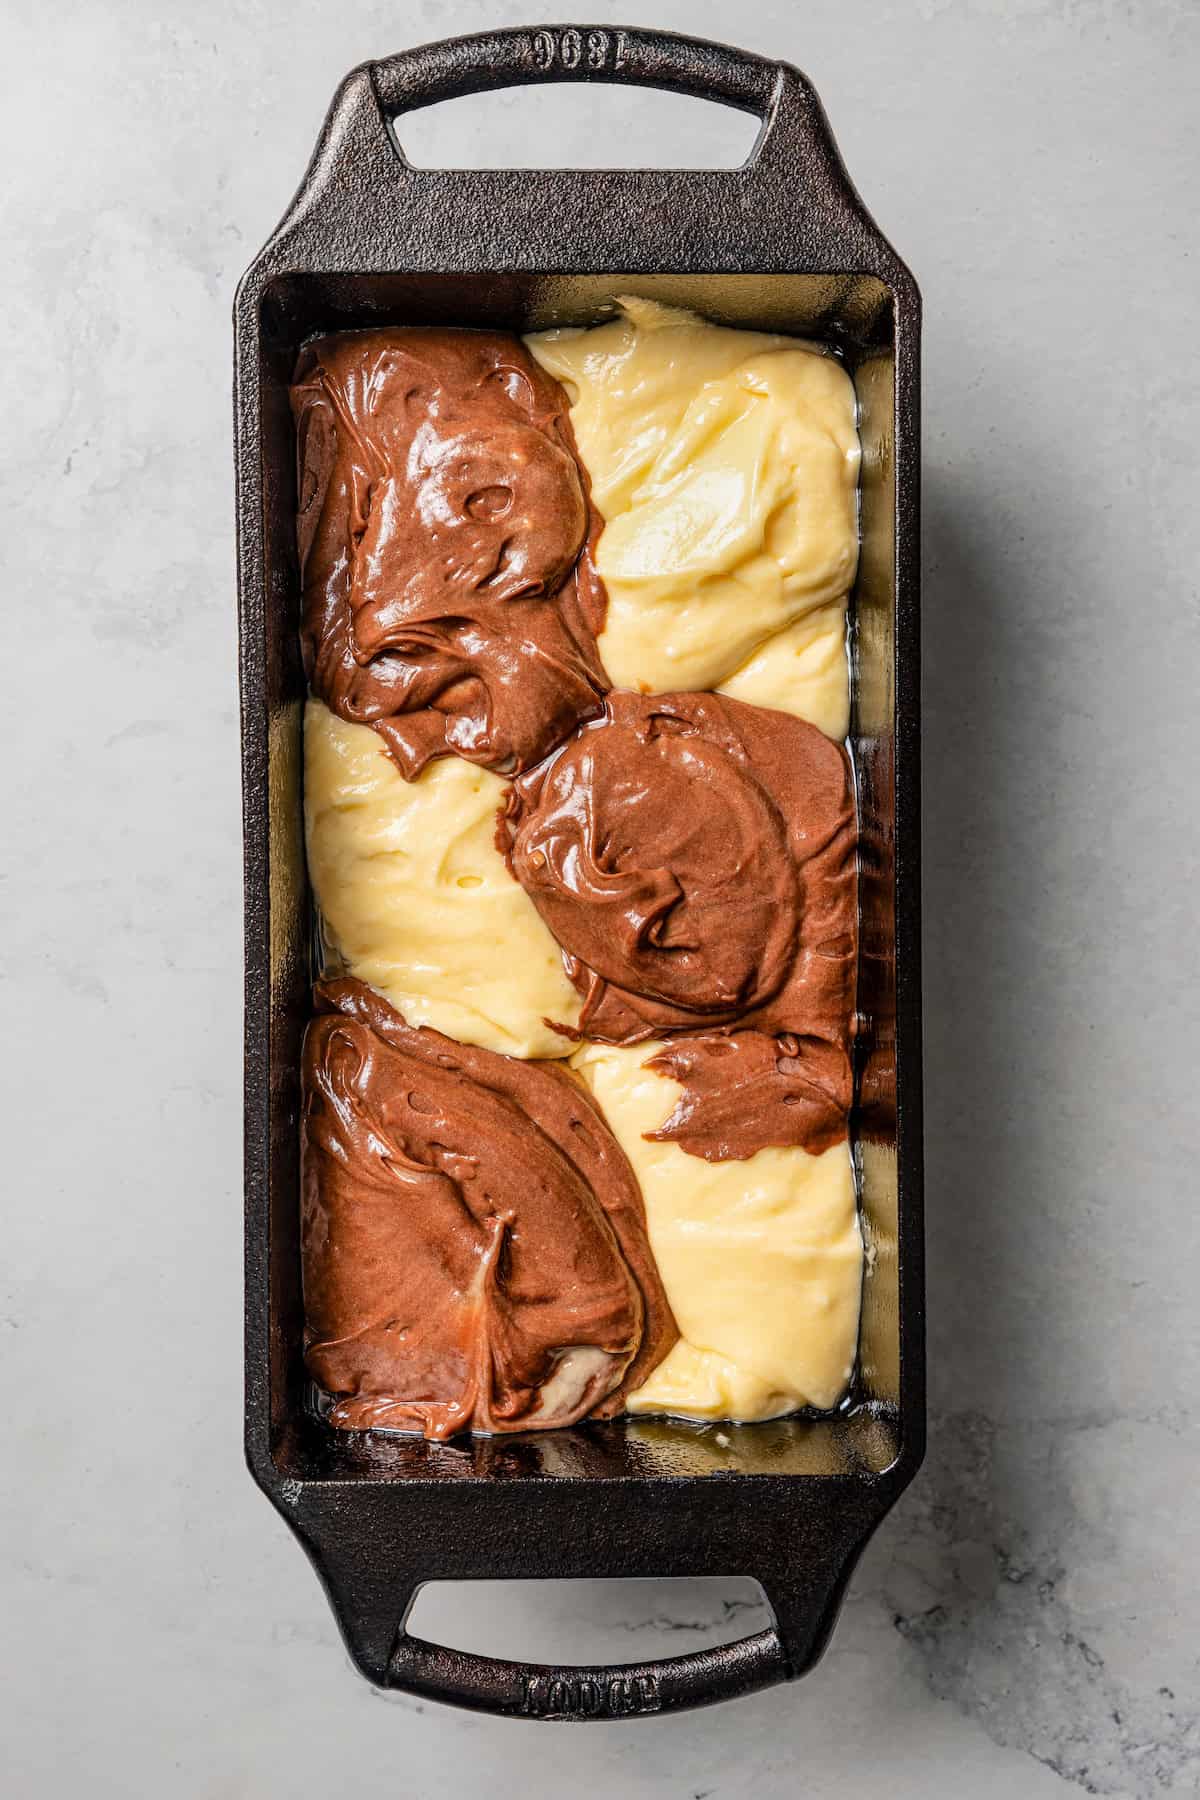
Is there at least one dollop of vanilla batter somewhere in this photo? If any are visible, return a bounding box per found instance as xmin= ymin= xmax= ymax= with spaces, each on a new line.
xmin=527 ymin=299 xmax=859 ymax=728
xmin=303 ymin=699 xmax=582 ymax=1058
xmin=571 ymin=1040 xmax=863 ymax=1420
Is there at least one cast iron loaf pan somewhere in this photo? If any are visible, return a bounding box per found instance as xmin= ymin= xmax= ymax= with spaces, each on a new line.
xmin=234 ymin=23 xmax=923 ymax=1720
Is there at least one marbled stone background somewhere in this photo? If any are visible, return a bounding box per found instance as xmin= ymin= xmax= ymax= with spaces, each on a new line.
xmin=3 ymin=1 xmax=1198 ymax=1794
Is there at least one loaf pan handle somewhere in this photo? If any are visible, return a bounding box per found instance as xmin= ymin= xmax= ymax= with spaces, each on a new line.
xmin=369 ymin=24 xmax=811 ymax=173
xmin=312 ymin=1533 xmax=866 ymax=1717
xmin=378 ymin=1535 xmax=866 ymax=1719
xmin=384 ymin=1625 xmax=787 ymax=1719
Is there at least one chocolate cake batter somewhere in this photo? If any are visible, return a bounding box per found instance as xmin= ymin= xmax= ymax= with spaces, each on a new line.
xmin=301 ymin=979 xmax=676 ymax=1438
xmin=501 ymin=690 xmax=857 ymax=1158
xmin=292 ymin=329 xmax=608 ymax=778
xmin=643 ymin=1031 xmax=852 ymax=1163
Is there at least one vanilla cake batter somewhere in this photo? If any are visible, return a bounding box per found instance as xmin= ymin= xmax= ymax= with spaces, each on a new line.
xmin=572 ymin=1041 xmax=862 ymax=1420
xmin=527 ymin=297 xmax=859 ymax=731
xmin=304 ymin=700 xmax=583 ymax=1058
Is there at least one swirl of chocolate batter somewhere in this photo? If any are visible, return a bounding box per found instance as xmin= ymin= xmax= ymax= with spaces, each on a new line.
xmin=301 ymin=978 xmax=676 ymax=1438
xmin=292 ymin=329 xmax=608 ymax=779
xmin=501 ymin=691 xmax=857 ymax=1159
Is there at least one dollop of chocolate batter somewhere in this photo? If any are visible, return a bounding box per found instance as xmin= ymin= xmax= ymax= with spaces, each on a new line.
xmin=301 ymin=979 xmax=676 ymax=1438
xmin=291 ymin=329 xmax=608 ymax=779
xmin=501 ymin=691 xmax=857 ymax=1158
xmin=643 ymin=1031 xmax=853 ymax=1162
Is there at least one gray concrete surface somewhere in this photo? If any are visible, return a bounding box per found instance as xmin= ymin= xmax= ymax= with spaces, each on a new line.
xmin=3 ymin=1 xmax=1198 ymax=1793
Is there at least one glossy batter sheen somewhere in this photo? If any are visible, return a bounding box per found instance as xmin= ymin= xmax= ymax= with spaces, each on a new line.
xmin=302 ymin=980 xmax=677 ymax=1438
xmin=294 ymin=308 xmax=865 ymax=1439
xmin=572 ymin=1041 xmax=862 ymax=1420
xmin=304 ymin=698 xmax=582 ymax=1058
xmin=527 ymin=298 xmax=859 ymax=722
xmin=501 ymin=690 xmax=856 ymax=1155
xmin=292 ymin=328 xmax=608 ymax=778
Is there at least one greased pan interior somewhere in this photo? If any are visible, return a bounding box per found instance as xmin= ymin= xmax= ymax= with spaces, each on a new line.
xmin=235 ymin=24 xmax=923 ymax=1718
